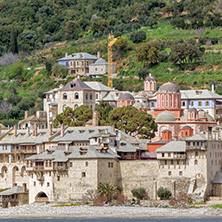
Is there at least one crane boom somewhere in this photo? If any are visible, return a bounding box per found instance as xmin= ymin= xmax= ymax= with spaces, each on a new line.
xmin=108 ymin=32 xmax=117 ymax=89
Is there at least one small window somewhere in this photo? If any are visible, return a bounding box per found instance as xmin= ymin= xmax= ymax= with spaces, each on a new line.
xmin=49 ymin=172 xmax=51 ymax=176
xmin=195 ymin=151 xmax=198 ymax=157
xmin=181 ymin=101 xmax=186 ymax=106
xmin=198 ymin=101 xmax=202 ymax=106
xmin=85 ymin=162 xmax=88 ymax=166
xmin=82 ymin=172 xmax=86 ymax=177
xmin=151 ymin=102 xmax=155 ymax=108
xmin=47 ymin=182 xmax=50 ymax=187
xmin=194 ymin=159 xmax=198 ymax=165
xmin=205 ymin=101 xmax=209 ymax=106
xmin=63 ymin=93 xmax=67 ymax=100
xmin=191 ymin=101 xmax=194 ymax=106
xmin=162 ymin=153 xmax=164 ymax=157
xmin=70 ymin=162 xmax=73 ymax=167
xmin=165 ymin=160 xmax=167 ymax=165
xmin=90 ymin=93 xmax=92 ymax=100
xmin=75 ymin=93 xmax=79 ymax=99
xmin=179 ymin=171 xmax=183 ymax=176
xmin=168 ymin=171 xmax=171 ymax=176
xmin=57 ymin=176 xmax=60 ymax=181
xmin=86 ymin=93 xmax=88 ymax=100
xmin=34 ymin=181 xmax=36 ymax=186
xmin=171 ymin=160 xmax=173 ymax=165
xmin=168 ymin=153 xmax=171 ymax=157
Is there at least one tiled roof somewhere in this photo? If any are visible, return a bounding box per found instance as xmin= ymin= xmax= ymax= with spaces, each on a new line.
xmin=156 ymin=141 xmax=186 ymax=152
xmin=91 ymin=58 xmax=108 ymax=65
xmin=58 ymin=52 xmax=97 ymax=61
xmin=185 ymin=133 xmax=207 ymax=141
xmin=0 ymin=186 xmax=28 ymax=196
xmin=181 ymin=90 xmax=222 ymax=99
xmin=51 ymin=126 xmax=116 ymax=143
xmin=85 ymin=82 xmax=113 ymax=91
xmin=213 ymin=172 xmax=222 ymax=184
xmin=59 ymin=78 xmax=95 ymax=91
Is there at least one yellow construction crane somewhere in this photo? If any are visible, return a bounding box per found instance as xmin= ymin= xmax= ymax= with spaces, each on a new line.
xmin=108 ymin=32 xmax=117 ymax=89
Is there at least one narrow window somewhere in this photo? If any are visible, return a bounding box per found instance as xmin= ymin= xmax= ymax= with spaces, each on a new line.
xmin=82 ymin=172 xmax=86 ymax=177
xmin=166 ymin=94 xmax=168 ymax=107
xmin=168 ymin=171 xmax=171 ymax=176
xmin=63 ymin=93 xmax=67 ymax=100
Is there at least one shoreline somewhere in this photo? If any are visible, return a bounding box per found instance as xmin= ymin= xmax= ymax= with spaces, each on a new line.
xmin=0 ymin=204 xmax=222 ymax=219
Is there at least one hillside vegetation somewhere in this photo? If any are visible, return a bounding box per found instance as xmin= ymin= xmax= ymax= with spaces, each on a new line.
xmin=0 ymin=0 xmax=222 ymax=125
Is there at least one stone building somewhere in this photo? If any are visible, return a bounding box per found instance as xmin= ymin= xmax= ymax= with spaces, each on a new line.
xmin=88 ymin=58 xmax=115 ymax=78
xmin=18 ymin=111 xmax=47 ymax=129
xmin=58 ymin=52 xmax=97 ymax=76
xmin=44 ymin=77 xmax=96 ymax=126
xmin=0 ymin=183 xmax=29 ymax=208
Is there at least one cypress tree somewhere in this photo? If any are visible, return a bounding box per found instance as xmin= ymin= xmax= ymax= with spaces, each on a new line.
xmin=10 ymin=26 xmax=18 ymax=54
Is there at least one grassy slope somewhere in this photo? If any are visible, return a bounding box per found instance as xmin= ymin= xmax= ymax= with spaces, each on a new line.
xmin=0 ymin=22 xmax=222 ymax=102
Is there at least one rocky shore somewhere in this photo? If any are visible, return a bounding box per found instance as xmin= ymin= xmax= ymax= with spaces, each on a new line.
xmin=0 ymin=203 xmax=222 ymax=218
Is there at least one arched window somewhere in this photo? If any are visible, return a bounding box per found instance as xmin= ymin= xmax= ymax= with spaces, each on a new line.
xmin=90 ymin=93 xmax=92 ymax=100
xmin=75 ymin=93 xmax=79 ymax=99
xmin=166 ymin=94 xmax=169 ymax=107
xmin=124 ymin=101 xmax=127 ymax=106
xmin=194 ymin=159 xmax=198 ymax=165
xmin=150 ymin=82 xmax=153 ymax=90
xmin=63 ymin=105 xmax=67 ymax=111
xmin=70 ymin=83 xmax=76 ymax=88
xmin=86 ymin=93 xmax=88 ymax=100
xmin=205 ymin=101 xmax=209 ymax=106
xmin=198 ymin=101 xmax=202 ymax=106
xmin=191 ymin=101 xmax=194 ymax=106
xmin=74 ymin=104 xmax=78 ymax=109
xmin=170 ymin=95 xmax=173 ymax=107
xmin=161 ymin=95 xmax=164 ymax=107
xmin=185 ymin=131 xmax=188 ymax=136
xmin=63 ymin=93 xmax=67 ymax=100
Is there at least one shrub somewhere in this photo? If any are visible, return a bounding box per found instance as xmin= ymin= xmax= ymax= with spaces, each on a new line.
xmin=157 ymin=187 xmax=172 ymax=200
xmin=93 ymin=195 xmax=107 ymax=206
xmin=130 ymin=31 xmax=146 ymax=43
xmin=131 ymin=188 xmax=146 ymax=199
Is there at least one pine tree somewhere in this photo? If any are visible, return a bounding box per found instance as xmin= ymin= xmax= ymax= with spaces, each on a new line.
xmin=10 ymin=26 xmax=18 ymax=54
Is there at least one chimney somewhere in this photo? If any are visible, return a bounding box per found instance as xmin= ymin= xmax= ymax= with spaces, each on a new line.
xmin=97 ymin=51 xmax=100 ymax=58
xmin=25 ymin=110 xmax=29 ymax=119
xmin=65 ymin=52 xmax=68 ymax=57
xmin=22 ymin=183 xmax=27 ymax=192
xmin=65 ymin=143 xmax=69 ymax=151
xmin=92 ymin=112 xmax=98 ymax=126
xmin=61 ymin=124 xmax=64 ymax=137
xmin=79 ymin=53 xmax=82 ymax=58
xmin=14 ymin=125 xmax=17 ymax=138
xmin=33 ymin=123 xmax=37 ymax=137
xmin=27 ymin=127 xmax=30 ymax=137
xmin=13 ymin=183 xmax=17 ymax=187
xmin=49 ymin=124 xmax=52 ymax=137
xmin=212 ymin=84 xmax=215 ymax=93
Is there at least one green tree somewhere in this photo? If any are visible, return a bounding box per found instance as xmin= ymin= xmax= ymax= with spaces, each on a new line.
xmin=97 ymin=182 xmax=117 ymax=202
xmin=131 ymin=188 xmax=146 ymax=199
xmin=138 ymin=68 xmax=149 ymax=80
xmin=130 ymin=31 xmax=146 ymax=43
xmin=53 ymin=105 xmax=92 ymax=127
xmin=65 ymin=21 xmax=79 ymax=40
xmin=52 ymin=64 xmax=68 ymax=78
xmin=157 ymin=187 xmax=172 ymax=200
xmin=135 ymin=42 xmax=160 ymax=67
xmin=108 ymin=106 xmax=157 ymax=139
xmin=9 ymin=62 xmax=26 ymax=80
xmin=10 ymin=26 xmax=18 ymax=54
xmin=95 ymin=101 xmax=113 ymax=125
xmin=169 ymin=43 xmax=202 ymax=69
xmin=144 ymin=17 xmax=157 ymax=28
xmin=114 ymin=36 xmax=128 ymax=52
xmin=45 ymin=58 xmax=54 ymax=74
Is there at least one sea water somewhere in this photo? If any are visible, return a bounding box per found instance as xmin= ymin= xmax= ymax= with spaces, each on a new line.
xmin=0 ymin=219 xmax=221 ymax=222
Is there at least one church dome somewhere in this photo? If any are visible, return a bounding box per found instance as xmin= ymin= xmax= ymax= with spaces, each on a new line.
xmin=182 ymin=125 xmax=192 ymax=130
xmin=145 ymin=74 xmax=156 ymax=82
xmin=198 ymin=110 xmax=214 ymax=122
xmin=158 ymin=82 xmax=180 ymax=93
xmin=118 ymin=93 xmax=134 ymax=101
xmin=156 ymin=110 xmax=176 ymax=122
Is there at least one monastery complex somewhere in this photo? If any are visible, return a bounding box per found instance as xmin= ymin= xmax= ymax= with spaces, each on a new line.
xmin=1 ymin=56 xmax=222 ymax=207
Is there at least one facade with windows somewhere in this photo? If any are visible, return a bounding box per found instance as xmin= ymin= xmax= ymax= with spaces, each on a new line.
xmin=156 ymin=127 xmax=222 ymax=200
xmin=58 ymin=52 xmax=98 ymax=76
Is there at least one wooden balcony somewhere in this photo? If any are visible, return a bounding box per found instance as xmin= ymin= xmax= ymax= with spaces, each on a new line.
xmin=54 ymin=166 xmax=67 ymax=171
xmin=187 ymin=146 xmax=207 ymax=150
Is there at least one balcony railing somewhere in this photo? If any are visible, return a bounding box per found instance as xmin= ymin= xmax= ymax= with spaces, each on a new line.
xmin=34 ymin=166 xmax=44 ymax=170
xmin=173 ymin=154 xmax=186 ymax=159
xmin=54 ymin=166 xmax=67 ymax=171
xmin=187 ymin=146 xmax=206 ymax=150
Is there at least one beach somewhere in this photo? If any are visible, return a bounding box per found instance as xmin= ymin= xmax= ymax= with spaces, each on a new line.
xmin=0 ymin=203 xmax=222 ymax=219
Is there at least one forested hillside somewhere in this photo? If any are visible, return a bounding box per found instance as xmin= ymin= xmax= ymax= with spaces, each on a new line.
xmin=0 ymin=0 xmax=222 ymax=126
xmin=0 ymin=0 xmax=221 ymax=55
